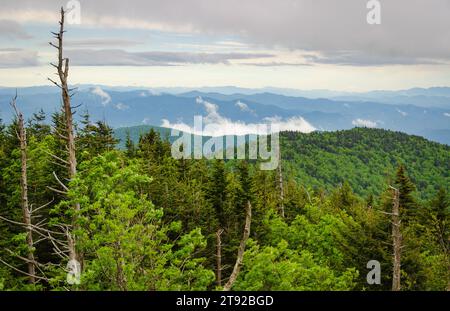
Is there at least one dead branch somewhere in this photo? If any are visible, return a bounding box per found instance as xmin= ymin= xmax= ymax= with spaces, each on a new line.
xmin=53 ymin=171 xmax=69 ymax=192
xmin=47 ymin=186 xmax=68 ymax=195
xmin=216 ymin=228 xmax=224 ymax=287
xmin=223 ymin=201 xmax=252 ymax=291
xmin=0 ymin=258 xmax=48 ymax=281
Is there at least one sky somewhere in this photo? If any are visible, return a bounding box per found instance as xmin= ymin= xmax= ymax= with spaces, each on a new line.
xmin=1 ymin=0 xmax=450 ymax=91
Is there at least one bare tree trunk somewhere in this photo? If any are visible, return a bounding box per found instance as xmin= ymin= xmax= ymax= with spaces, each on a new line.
xmin=51 ymin=8 xmax=77 ymax=181
xmin=115 ymin=242 xmax=128 ymax=291
xmin=223 ymin=201 xmax=252 ymax=291
xmin=391 ymin=187 xmax=402 ymax=291
xmin=278 ymin=162 xmax=285 ymax=218
xmin=49 ymin=7 xmax=79 ymax=263
xmin=216 ymin=228 xmax=223 ymax=286
xmin=11 ymin=95 xmax=36 ymax=284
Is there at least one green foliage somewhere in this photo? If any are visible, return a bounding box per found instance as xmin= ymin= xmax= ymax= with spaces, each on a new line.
xmin=281 ymin=128 xmax=449 ymax=200
xmin=0 ymin=117 xmax=448 ymax=291
xmin=60 ymin=151 xmax=214 ymax=290
xmin=78 ymin=113 xmax=118 ymax=161
xmin=234 ymin=239 xmax=358 ymax=291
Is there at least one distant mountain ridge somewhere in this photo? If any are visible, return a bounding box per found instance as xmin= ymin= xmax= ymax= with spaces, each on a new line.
xmin=2 ymin=84 xmax=450 ymax=99
xmin=1 ymin=86 xmax=449 ymax=144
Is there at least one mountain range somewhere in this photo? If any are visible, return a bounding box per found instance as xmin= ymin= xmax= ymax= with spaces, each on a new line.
xmin=0 ymin=85 xmax=449 ymax=144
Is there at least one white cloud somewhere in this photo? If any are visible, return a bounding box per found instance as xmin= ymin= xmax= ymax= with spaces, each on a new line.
xmin=162 ymin=97 xmax=315 ymax=136
xmin=235 ymin=100 xmax=256 ymax=115
xmin=444 ymin=112 xmax=450 ymax=117
xmin=263 ymin=116 xmax=316 ymax=133
xmin=115 ymin=102 xmax=129 ymax=110
xmin=352 ymin=118 xmax=378 ymax=128
xmin=396 ymin=108 xmax=408 ymax=116
xmin=91 ymin=86 xmax=111 ymax=106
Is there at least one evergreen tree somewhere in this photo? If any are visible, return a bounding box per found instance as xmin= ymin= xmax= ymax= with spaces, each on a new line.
xmin=208 ymin=160 xmax=227 ymax=226
xmin=59 ymin=151 xmax=215 ymax=290
xmin=394 ymin=165 xmax=417 ymax=221
xmin=125 ymin=131 xmax=136 ymax=158
xmin=78 ymin=112 xmax=118 ymax=159
xmin=427 ymin=188 xmax=449 ymax=254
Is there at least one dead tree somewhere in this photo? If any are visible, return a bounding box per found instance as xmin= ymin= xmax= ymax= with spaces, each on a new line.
xmin=48 ymin=7 xmax=80 ymax=264
xmin=216 ymin=228 xmax=224 ymax=287
xmin=0 ymin=94 xmax=70 ymax=281
xmin=0 ymin=95 xmax=66 ymax=284
xmin=223 ymin=201 xmax=252 ymax=291
xmin=0 ymin=209 xmax=70 ymax=285
xmin=9 ymin=94 xmax=36 ymax=284
xmin=278 ymin=162 xmax=285 ymax=218
xmin=390 ymin=186 xmax=402 ymax=291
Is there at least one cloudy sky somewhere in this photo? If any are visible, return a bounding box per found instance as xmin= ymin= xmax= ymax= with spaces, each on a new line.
xmin=1 ymin=0 xmax=450 ymax=91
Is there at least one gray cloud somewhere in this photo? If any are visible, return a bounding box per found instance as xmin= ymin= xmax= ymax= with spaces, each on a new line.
xmin=66 ymin=49 xmax=273 ymax=66
xmin=2 ymin=1 xmax=450 ymax=65
xmin=305 ymin=51 xmax=444 ymax=67
xmin=0 ymin=49 xmax=39 ymax=68
xmin=0 ymin=48 xmax=23 ymax=52
xmin=0 ymin=19 xmax=32 ymax=39
xmin=243 ymin=61 xmax=312 ymax=67
xmin=65 ymin=38 xmax=144 ymax=48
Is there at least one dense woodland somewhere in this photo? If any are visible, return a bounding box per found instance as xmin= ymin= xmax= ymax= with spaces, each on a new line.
xmin=0 ymin=112 xmax=449 ymax=290
xmin=0 ymin=9 xmax=448 ymax=291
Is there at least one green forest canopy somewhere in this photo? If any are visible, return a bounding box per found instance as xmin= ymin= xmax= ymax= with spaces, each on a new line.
xmin=1 ymin=114 xmax=449 ymax=291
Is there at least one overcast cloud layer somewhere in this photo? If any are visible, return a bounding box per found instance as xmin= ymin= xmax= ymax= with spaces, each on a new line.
xmin=1 ymin=0 xmax=450 ymax=66
xmin=1 ymin=1 xmax=450 ymax=90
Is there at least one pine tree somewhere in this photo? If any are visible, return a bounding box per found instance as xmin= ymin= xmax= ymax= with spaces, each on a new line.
xmin=428 ymin=188 xmax=449 ymax=254
xmin=125 ymin=131 xmax=136 ymax=158
xmin=27 ymin=109 xmax=51 ymax=141
xmin=208 ymin=160 xmax=227 ymax=226
xmin=78 ymin=112 xmax=118 ymax=159
xmin=59 ymin=151 xmax=215 ymax=290
xmin=394 ymin=165 xmax=417 ymax=221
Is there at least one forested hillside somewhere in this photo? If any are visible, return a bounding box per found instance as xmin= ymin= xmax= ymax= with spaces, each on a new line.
xmin=115 ymin=126 xmax=449 ymax=199
xmin=1 ymin=113 xmax=448 ymax=290
xmin=280 ymin=128 xmax=449 ymax=199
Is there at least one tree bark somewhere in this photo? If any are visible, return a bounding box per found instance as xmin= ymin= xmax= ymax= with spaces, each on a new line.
xmin=50 ymin=7 xmax=79 ymax=263
xmin=278 ymin=162 xmax=285 ymax=218
xmin=223 ymin=201 xmax=252 ymax=291
xmin=11 ymin=96 xmax=36 ymax=284
xmin=54 ymin=8 xmax=77 ymax=182
xmin=391 ymin=187 xmax=402 ymax=291
xmin=216 ymin=228 xmax=223 ymax=287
